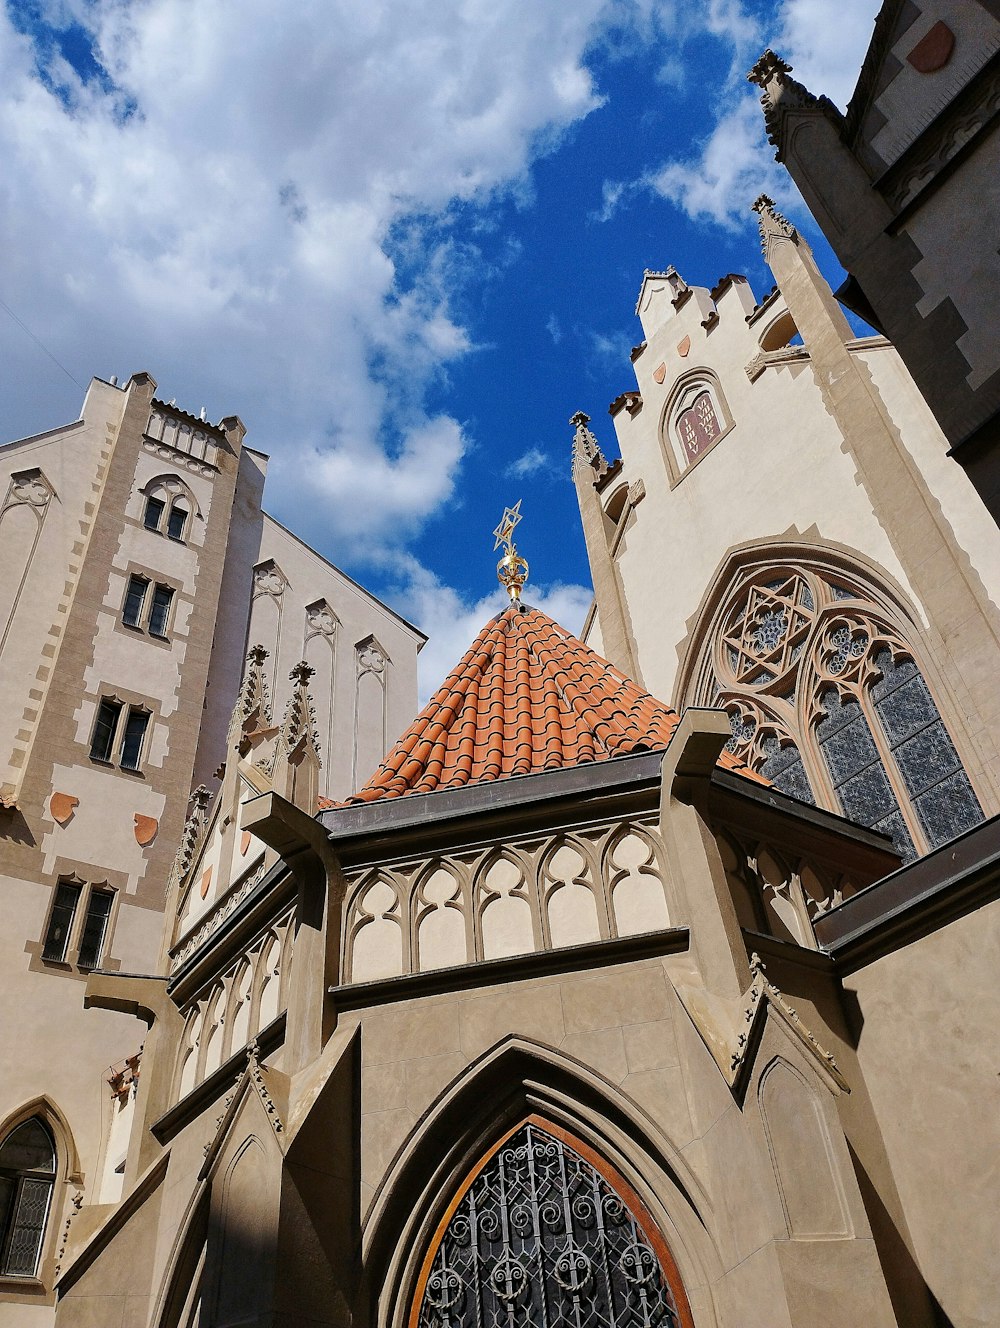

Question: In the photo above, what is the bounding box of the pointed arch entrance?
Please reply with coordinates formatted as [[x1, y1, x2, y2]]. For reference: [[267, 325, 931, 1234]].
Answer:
[[410, 1116, 694, 1328]]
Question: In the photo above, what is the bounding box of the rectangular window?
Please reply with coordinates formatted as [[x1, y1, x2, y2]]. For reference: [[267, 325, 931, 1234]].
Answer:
[[77, 889, 113, 969], [122, 574, 149, 628], [143, 496, 165, 531], [148, 584, 174, 637], [90, 699, 123, 762], [42, 881, 82, 962], [166, 504, 188, 540], [119, 708, 150, 771]]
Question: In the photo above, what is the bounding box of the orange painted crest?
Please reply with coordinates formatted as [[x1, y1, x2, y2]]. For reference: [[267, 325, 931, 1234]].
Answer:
[[907, 21, 953, 73], [49, 792, 78, 825], [134, 814, 158, 846], [653, 363, 666, 384], [677, 335, 691, 357]]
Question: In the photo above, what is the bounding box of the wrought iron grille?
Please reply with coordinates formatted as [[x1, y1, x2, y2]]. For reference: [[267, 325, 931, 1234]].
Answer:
[[417, 1123, 681, 1328]]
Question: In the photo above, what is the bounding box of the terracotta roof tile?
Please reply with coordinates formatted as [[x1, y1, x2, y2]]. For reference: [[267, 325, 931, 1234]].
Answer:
[[335, 604, 765, 806]]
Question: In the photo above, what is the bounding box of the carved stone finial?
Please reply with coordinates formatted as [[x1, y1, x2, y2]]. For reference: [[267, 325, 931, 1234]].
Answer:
[[167, 784, 213, 896], [279, 662, 321, 758], [570, 411, 609, 481], [746, 49, 792, 88], [229, 644, 272, 751], [752, 193, 798, 259], [746, 48, 842, 161]]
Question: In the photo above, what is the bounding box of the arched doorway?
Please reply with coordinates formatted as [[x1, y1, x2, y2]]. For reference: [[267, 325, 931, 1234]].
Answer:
[[410, 1117, 694, 1328]]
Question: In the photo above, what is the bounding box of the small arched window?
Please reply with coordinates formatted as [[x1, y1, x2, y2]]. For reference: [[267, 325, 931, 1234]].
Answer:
[[0, 1117, 56, 1278], [140, 475, 195, 542], [411, 1119, 693, 1328], [685, 560, 983, 862]]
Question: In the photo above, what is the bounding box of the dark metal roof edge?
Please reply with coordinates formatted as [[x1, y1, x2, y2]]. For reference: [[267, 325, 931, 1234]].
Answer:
[[815, 813, 1000, 967], [319, 749, 669, 842]]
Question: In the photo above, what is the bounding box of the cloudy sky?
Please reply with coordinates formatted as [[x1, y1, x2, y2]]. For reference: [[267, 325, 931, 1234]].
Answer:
[[1, 0, 880, 698]]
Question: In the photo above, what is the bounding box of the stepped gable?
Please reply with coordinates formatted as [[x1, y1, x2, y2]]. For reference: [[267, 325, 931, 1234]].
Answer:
[[329, 603, 763, 807]]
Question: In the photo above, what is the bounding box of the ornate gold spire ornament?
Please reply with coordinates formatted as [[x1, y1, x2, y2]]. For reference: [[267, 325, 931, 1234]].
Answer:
[[493, 499, 529, 603]]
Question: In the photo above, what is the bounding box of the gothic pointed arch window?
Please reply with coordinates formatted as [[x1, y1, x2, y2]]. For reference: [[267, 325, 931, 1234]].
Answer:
[[684, 558, 983, 863], [0, 1116, 56, 1278], [411, 1119, 693, 1328]]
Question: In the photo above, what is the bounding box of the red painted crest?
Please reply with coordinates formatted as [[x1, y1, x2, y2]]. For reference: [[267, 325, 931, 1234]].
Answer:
[[907, 21, 954, 73]]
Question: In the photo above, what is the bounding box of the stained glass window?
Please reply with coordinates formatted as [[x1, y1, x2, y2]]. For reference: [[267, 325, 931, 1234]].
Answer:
[[692, 562, 983, 862], [415, 1123, 686, 1328]]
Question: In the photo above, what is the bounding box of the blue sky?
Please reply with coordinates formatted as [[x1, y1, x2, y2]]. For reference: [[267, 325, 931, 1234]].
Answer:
[[0, 0, 880, 695]]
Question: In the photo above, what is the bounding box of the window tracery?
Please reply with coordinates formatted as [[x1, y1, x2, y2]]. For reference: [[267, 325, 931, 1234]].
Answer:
[[412, 1120, 690, 1328], [0, 1117, 56, 1279], [691, 562, 982, 862]]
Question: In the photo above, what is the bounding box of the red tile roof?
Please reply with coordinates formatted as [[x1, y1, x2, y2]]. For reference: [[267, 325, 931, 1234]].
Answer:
[[322, 604, 762, 808]]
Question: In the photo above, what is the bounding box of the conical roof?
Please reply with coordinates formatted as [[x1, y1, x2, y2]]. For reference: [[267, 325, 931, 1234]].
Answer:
[[341, 603, 761, 805]]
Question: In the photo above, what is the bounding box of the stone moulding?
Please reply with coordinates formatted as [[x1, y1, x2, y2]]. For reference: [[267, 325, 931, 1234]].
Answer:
[[330, 927, 690, 1011], [671, 951, 848, 1099], [169, 857, 268, 974]]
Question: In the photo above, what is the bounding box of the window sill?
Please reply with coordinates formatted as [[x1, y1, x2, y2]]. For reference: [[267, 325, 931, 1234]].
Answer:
[[0, 1274, 47, 1293], [120, 621, 145, 634]]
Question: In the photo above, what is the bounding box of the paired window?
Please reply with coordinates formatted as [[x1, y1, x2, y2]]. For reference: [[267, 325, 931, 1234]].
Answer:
[[122, 574, 175, 637], [143, 493, 189, 541], [41, 880, 114, 968], [692, 564, 983, 862], [90, 699, 151, 771], [0, 1118, 56, 1278]]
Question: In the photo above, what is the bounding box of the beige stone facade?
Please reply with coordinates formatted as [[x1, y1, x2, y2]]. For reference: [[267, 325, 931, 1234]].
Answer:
[[573, 202, 1000, 864], [0, 375, 421, 1319], [747, 4, 1000, 522]]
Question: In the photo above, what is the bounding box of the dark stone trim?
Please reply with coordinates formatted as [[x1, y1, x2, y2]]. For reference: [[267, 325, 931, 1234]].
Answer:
[[329, 928, 690, 1010], [150, 1011, 286, 1145], [815, 814, 1000, 973]]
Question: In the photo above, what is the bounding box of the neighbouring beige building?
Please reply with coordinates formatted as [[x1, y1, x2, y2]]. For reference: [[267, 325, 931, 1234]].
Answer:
[[0, 372, 422, 1320], [747, 2, 1000, 522]]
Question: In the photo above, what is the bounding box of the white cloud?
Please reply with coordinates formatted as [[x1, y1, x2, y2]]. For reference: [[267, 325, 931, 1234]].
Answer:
[[627, 0, 880, 232], [546, 313, 563, 344], [645, 95, 782, 229], [776, 0, 881, 110], [0, 0, 610, 563], [505, 447, 549, 480], [396, 558, 592, 705]]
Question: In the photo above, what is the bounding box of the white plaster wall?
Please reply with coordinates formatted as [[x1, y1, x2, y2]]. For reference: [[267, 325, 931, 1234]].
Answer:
[[256, 516, 423, 800]]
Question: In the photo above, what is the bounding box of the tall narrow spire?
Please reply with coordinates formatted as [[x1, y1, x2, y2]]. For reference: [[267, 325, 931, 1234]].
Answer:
[[228, 644, 272, 753], [271, 661, 322, 809], [751, 193, 798, 262], [570, 411, 609, 480]]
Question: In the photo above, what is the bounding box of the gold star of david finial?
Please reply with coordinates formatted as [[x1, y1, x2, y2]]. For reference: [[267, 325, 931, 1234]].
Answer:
[[493, 499, 529, 603], [492, 499, 523, 553]]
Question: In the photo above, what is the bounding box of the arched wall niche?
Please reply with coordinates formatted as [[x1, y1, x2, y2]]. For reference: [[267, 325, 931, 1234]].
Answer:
[[674, 537, 985, 861], [361, 1037, 723, 1328], [757, 1057, 852, 1241]]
